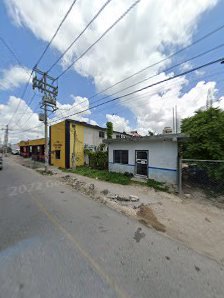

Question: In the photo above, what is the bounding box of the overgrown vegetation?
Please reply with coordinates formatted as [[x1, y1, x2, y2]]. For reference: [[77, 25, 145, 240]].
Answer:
[[88, 151, 108, 170], [65, 166, 131, 185], [84, 144, 108, 170], [63, 166, 170, 192], [106, 121, 113, 139], [146, 179, 169, 192], [181, 108, 224, 195], [181, 108, 224, 160]]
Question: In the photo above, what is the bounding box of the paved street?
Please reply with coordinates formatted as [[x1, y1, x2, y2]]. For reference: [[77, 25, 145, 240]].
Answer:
[[0, 157, 224, 298]]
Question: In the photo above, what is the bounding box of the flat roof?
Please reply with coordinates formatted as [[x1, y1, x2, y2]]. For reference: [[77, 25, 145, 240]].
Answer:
[[18, 138, 45, 146], [104, 133, 188, 144], [51, 119, 129, 135]]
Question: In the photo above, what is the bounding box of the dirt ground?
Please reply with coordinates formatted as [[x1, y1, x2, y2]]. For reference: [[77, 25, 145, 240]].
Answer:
[[11, 155, 224, 264]]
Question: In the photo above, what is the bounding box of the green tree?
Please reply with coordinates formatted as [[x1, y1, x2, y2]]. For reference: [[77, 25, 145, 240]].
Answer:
[[181, 107, 224, 160], [106, 121, 113, 139]]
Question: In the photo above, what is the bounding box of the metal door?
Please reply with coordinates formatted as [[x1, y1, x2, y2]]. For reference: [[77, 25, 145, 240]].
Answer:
[[136, 150, 148, 176]]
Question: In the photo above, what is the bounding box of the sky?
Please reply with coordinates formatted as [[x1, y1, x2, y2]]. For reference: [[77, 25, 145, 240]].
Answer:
[[0, 0, 224, 144]]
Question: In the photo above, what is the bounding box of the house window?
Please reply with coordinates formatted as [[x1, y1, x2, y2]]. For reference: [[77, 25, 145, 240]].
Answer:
[[99, 131, 105, 138], [116, 134, 121, 139], [55, 150, 61, 160], [113, 150, 128, 164]]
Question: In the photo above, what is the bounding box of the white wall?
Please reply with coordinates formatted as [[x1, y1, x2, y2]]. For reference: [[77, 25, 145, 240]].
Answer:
[[84, 127, 104, 148], [84, 127, 127, 149], [108, 140, 178, 184]]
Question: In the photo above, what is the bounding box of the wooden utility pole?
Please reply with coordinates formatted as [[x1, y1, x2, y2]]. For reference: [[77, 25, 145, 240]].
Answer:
[[32, 68, 58, 172]]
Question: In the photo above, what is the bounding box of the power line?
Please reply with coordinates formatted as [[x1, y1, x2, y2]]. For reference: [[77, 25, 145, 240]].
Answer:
[[7, 72, 33, 126], [87, 72, 224, 117], [7, 0, 78, 127], [0, 35, 36, 128], [10, 61, 224, 135], [47, 0, 113, 73], [48, 57, 224, 124], [35, 0, 78, 68], [65, 42, 224, 112], [85, 23, 224, 100], [13, 92, 37, 128], [55, 0, 141, 80], [0, 36, 22, 65], [11, 58, 224, 134]]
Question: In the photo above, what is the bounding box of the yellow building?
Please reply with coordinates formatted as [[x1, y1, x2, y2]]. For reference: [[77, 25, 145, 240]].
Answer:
[[49, 119, 128, 169], [18, 138, 45, 160], [19, 119, 128, 169]]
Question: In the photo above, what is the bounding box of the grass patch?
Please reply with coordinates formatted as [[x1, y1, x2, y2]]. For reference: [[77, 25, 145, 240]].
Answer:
[[146, 178, 169, 192], [63, 166, 131, 185], [62, 167, 169, 191]]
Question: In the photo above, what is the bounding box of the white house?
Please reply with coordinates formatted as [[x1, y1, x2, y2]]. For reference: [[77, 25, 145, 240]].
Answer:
[[104, 134, 186, 185]]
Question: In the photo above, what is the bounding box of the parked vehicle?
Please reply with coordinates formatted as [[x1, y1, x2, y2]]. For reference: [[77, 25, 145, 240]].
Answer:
[[12, 149, 20, 155], [0, 156, 3, 170]]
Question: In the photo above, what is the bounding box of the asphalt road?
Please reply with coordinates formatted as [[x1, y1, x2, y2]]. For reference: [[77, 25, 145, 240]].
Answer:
[[0, 157, 224, 298]]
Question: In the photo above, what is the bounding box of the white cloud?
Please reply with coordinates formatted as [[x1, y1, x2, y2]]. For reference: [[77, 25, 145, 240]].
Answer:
[[51, 95, 101, 125], [52, 95, 96, 124], [0, 65, 31, 91], [121, 79, 220, 135], [180, 62, 193, 71], [106, 114, 131, 132], [0, 94, 100, 144], [0, 96, 44, 143], [4, 0, 219, 135]]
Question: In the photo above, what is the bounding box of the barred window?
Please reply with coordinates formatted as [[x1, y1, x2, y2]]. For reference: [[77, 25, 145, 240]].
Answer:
[[113, 150, 128, 164]]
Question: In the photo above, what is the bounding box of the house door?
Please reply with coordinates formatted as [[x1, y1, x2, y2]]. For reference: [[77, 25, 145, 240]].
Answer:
[[136, 150, 148, 176]]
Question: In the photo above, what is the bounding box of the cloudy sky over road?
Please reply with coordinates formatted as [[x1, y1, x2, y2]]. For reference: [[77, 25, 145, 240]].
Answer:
[[1, 0, 224, 142]]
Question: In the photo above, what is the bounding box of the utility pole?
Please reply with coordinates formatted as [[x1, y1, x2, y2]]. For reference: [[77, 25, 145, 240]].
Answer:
[[175, 105, 178, 134], [32, 68, 58, 172], [4, 125, 8, 156]]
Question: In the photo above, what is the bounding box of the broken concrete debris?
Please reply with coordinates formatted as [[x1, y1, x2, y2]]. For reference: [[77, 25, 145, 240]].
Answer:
[[129, 195, 139, 202]]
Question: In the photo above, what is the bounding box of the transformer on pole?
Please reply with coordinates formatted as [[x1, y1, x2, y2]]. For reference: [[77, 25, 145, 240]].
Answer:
[[32, 67, 58, 172]]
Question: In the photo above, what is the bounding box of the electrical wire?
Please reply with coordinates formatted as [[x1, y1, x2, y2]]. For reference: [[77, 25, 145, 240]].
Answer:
[[0, 36, 22, 66], [7, 72, 33, 126], [62, 42, 224, 112], [46, 56, 224, 124], [55, 0, 141, 80], [47, 0, 113, 73], [7, 0, 78, 128], [35, 0, 78, 68], [85, 23, 224, 100]]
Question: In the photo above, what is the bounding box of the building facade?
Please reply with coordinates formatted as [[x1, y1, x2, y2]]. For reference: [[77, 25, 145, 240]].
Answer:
[[18, 138, 45, 161], [104, 134, 185, 185], [19, 120, 130, 168], [49, 119, 128, 168]]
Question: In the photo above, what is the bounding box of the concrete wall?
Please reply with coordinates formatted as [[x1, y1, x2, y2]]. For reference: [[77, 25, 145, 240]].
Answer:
[[84, 127, 104, 149], [70, 123, 84, 167], [50, 121, 66, 168], [84, 127, 126, 150], [108, 140, 178, 184]]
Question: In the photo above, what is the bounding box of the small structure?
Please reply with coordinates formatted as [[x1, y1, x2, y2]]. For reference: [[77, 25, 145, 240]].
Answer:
[[104, 134, 186, 185], [18, 138, 45, 162]]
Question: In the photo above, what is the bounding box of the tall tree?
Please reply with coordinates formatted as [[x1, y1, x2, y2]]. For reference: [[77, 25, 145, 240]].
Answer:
[[181, 107, 224, 160], [106, 121, 113, 139]]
